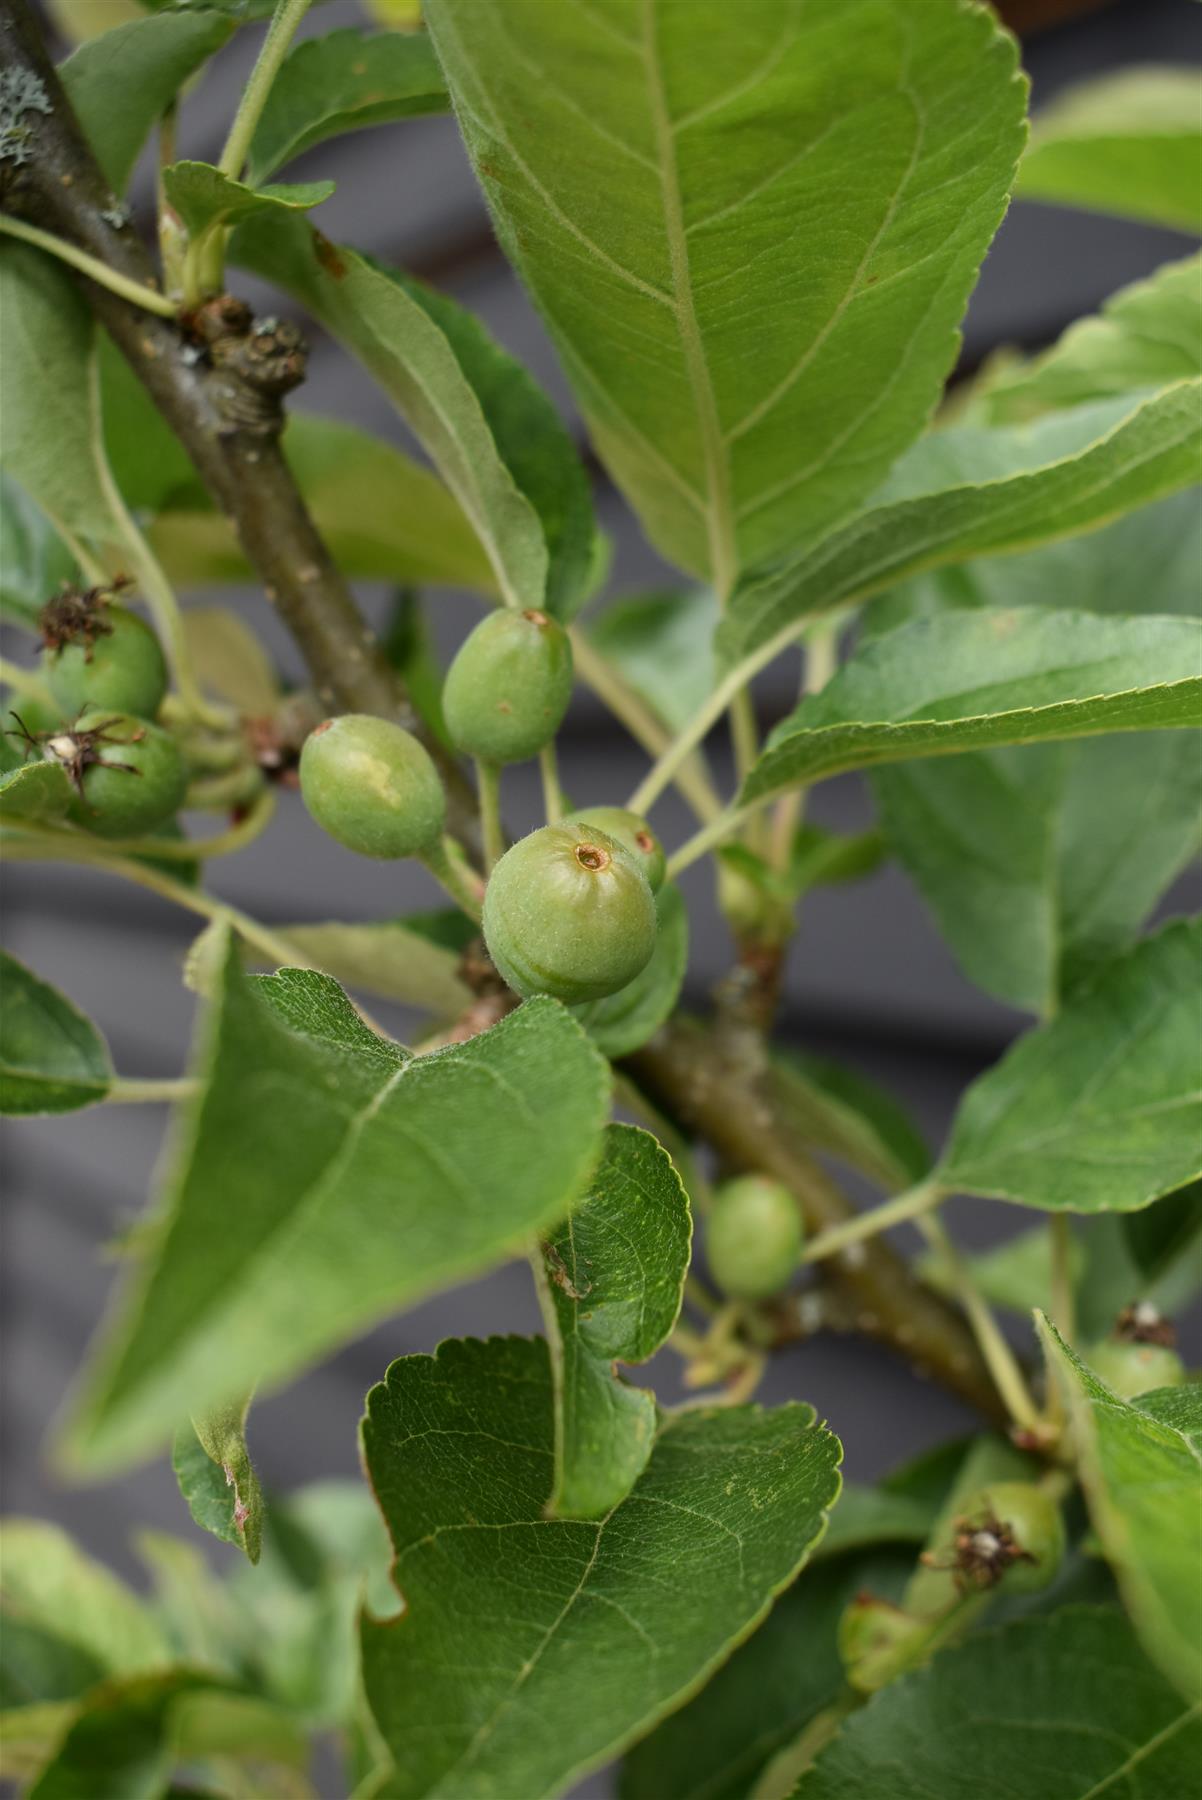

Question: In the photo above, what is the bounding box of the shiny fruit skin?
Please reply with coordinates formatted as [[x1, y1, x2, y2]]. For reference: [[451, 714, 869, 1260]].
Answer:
[[706, 1175, 803, 1300], [43, 606, 168, 721], [1088, 1338, 1187, 1399], [566, 806, 666, 893], [443, 609, 573, 765], [959, 1481, 1065, 1594], [483, 823, 656, 1003], [299, 714, 446, 859], [68, 712, 186, 838]]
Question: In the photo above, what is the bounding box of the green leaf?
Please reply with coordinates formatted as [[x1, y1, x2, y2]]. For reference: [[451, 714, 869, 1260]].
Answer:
[[972, 254, 1202, 425], [247, 26, 447, 183], [63, 935, 610, 1470], [0, 477, 79, 630], [587, 588, 718, 735], [360, 1334, 842, 1800], [247, 917, 471, 1015], [1122, 1184, 1202, 1293], [162, 161, 333, 237], [150, 412, 497, 594], [27, 1670, 215, 1800], [61, 7, 234, 192], [0, 758, 73, 825], [771, 1052, 930, 1192], [424, 0, 1025, 586], [621, 1548, 913, 1800], [1038, 1318, 1202, 1700], [535, 1124, 691, 1519], [0, 1701, 77, 1786], [721, 383, 1202, 667], [173, 1396, 263, 1564], [571, 882, 689, 1058], [180, 606, 280, 713], [813, 1486, 938, 1562], [938, 919, 1202, 1214], [0, 949, 111, 1115], [234, 217, 550, 611], [1017, 68, 1202, 234], [919, 1222, 1083, 1318], [741, 607, 1202, 806], [1075, 1202, 1202, 1344], [799, 1606, 1202, 1797]]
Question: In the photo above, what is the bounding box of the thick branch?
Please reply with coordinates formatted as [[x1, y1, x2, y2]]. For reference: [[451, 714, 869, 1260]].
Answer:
[[627, 1017, 1009, 1426], [0, 0, 475, 832]]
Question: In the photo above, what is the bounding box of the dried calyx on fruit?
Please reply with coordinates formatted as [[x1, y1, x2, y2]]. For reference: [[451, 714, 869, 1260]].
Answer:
[[34, 710, 187, 838], [299, 714, 446, 859], [482, 821, 657, 1003], [40, 585, 168, 722], [1087, 1304, 1186, 1398], [925, 1480, 1065, 1596], [565, 805, 666, 893], [706, 1175, 803, 1300], [442, 608, 573, 765]]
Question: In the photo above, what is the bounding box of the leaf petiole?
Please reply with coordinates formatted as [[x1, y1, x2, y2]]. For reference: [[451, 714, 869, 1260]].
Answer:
[[800, 1178, 945, 1264], [0, 215, 178, 318]]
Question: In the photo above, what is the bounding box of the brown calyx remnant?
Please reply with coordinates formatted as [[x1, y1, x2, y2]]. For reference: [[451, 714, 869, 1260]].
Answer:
[[575, 842, 610, 873], [38, 576, 132, 657], [1114, 1300, 1177, 1347], [921, 1512, 1035, 1593], [11, 712, 142, 797]]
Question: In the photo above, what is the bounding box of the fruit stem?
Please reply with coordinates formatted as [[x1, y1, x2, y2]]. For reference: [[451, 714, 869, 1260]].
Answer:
[[4, 790, 277, 862], [0, 215, 179, 318], [918, 1213, 1043, 1435], [106, 1076, 199, 1105], [475, 759, 504, 871], [538, 742, 563, 825], [664, 800, 761, 880], [419, 835, 485, 924], [800, 1177, 944, 1264], [218, 0, 314, 181]]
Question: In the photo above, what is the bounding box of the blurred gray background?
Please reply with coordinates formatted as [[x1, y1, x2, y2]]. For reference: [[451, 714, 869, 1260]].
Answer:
[[2, 0, 1200, 1776]]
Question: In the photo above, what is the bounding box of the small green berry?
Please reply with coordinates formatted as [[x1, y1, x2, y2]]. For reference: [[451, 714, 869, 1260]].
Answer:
[[953, 1481, 1065, 1595], [299, 714, 446, 859], [838, 1593, 934, 1694], [443, 608, 573, 765], [483, 822, 656, 1002], [1087, 1338, 1186, 1399], [64, 711, 186, 838], [706, 1175, 803, 1300], [42, 605, 168, 720], [566, 806, 666, 892]]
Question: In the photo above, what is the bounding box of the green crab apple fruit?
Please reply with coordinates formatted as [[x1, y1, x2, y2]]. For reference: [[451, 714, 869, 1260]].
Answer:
[[706, 1175, 803, 1300], [566, 805, 666, 892], [1087, 1337, 1186, 1399], [442, 608, 573, 765], [954, 1481, 1065, 1594], [42, 605, 168, 722], [65, 711, 187, 839], [482, 822, 656, 1002], [299, 714, 446, 859]]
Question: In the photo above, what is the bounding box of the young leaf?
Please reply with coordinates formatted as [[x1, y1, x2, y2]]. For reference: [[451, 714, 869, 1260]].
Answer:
[[0, 1520, 171, 1693], [770, 1051, 930, 1192], [741, 607, 1202, 806], [1038, 1318, 1202, 1700], [162, 162, 334, 236], [620, 1548, 914, 1800], [0, 477, 79, 631], [62, 936, 610, 1470], [424, 0, 1025, 587], [360, 1334, 842, 1800], [0, 759, 73, 825], [1017, 68, 1202, 234], [937, 919, 1202, 1214], [812, 1486, 938, 1562], [535, 1124, 691, 1519], [173, 1396, 263, 1564], [244, 917, 471, 1015], [0, 949, 111, 1115], [180, 607, 280, 714], [246, 26, 448, 183], [26, 1670, 218, 1800], [720, 382, 1202, 666], [60, 7, 234, 192], [571, 883, 689, 1059], [972, 253, 1202, 425], [587, 587, 718, 735], [800, 1607, 1202, 1797], [233, 217, 550, 610]]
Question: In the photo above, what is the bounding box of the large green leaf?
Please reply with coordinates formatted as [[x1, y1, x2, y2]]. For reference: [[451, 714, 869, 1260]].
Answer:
[[535, 1124, 691, 1519], [360, 1334, 842, 1800], [740, 607, 1202, 805], [798, 1607, 1202, 1797], [0, 477, 79, 631], [62, 936, 610, 1470], [720, 382, 1202, 667], [234, 218, 550, 610], [247, 26, 448, 183], [425, 0, 1025, 588], [937, 919, 1202, 1213], [1017, 68, 1202, 235], [150, 412, 497, 594], [0, 950, 111, 1116], [621, 1548, 914, 1800], [972, 254, 1202, 425], [162, 162, 333, 236], [571, 882, 689, 1058], [61, 7, 234, 191], [1039, 1319, 1202, 1700]]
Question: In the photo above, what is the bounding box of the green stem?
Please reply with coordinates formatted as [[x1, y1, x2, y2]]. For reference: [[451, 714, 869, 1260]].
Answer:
[[539, 741, 563, 825], [769, 627, 836, 871], [475, 759, 504, 871], [419, 835, 485, 923], [1050, 1215, 1076, 1343], [801, 1178, 945, 1265], [664, 801, 759, 880], [7, 791, 276, 862], [0, 658, 53, 704], [107, 1076, 198, 1104], [217, 0, 313, 180], [918, 1214, 1043, 1435], [0, 215, 178, 317]]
